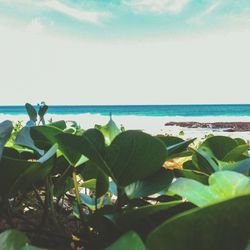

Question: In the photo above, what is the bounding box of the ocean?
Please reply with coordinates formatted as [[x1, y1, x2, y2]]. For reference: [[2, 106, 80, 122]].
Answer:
[[1, 104, 250, 137], [1, 104, 250, 117]]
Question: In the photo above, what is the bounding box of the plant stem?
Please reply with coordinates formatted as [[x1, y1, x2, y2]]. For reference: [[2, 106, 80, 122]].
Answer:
[[48, 176, 65, 234], [72, 169, 81, 208], [72, 168, 90, 232]]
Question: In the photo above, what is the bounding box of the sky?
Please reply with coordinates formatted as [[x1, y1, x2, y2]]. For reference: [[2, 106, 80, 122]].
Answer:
[[0, 0, 250, 105]]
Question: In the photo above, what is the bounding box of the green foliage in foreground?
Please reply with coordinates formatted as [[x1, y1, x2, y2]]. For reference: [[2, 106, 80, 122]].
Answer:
[[0, 229, 44, 250], [0, 103, 249, 249]]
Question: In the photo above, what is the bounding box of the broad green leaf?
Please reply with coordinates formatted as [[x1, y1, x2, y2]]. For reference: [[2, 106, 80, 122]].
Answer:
[[0, 229, 29, 250], [0, 145, 56, 197], [222, 144, 249, 161], [192, 149, 219, 174], [234, 137, 247, 145], [147, 195, 250, 250], [209, 171, 250, 198], [37, 144, 57, 163], [0, 229, 46, 250], [158, 136, 195, 159], [96, 170, 109, 198], [192, 136, 249, 174], [79, 161, 99, 180], [81, 179, 97, 190], [105, 231, 146, 250], [182, 160, 197, 170], [169, 178, 219, 207], [80, 170, 109, 198], [221, 158, 250, 173], [15, 127, 44, 155], [30, 125, 62, 150], [167, 138, 195, 156], [49, 120, 66, 130], [169, 171, 250, 207], [25, 103, 37, 122], [199, 136, 237, 160], [63, 127, 76, 134], [0, 120, 13, 159], [157, 136, 184, 148], [54, 175, 73, 198], [106, 131, 167, 187], [174, 169, 209, 184], [55, 129, 107, 171], [125, 168, 174, 199], [9, 145, 57, 196], [96, 117, 121, 145], [117, 201, 183, 226], [38, 105, 48, 122]]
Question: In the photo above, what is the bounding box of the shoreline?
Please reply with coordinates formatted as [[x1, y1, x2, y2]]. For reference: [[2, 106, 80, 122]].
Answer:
[[1, 113, 250, 140]]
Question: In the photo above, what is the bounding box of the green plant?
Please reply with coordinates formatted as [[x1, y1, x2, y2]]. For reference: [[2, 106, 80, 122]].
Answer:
[[1, 103, 250, 249]]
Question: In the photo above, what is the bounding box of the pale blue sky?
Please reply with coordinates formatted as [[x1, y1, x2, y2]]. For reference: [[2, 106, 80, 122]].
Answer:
[[1, 0, 250, 38], [0, 0, 250, 105]]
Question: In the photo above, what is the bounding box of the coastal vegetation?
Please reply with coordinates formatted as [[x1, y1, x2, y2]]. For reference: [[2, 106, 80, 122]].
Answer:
[[0, 104, 250, 249]]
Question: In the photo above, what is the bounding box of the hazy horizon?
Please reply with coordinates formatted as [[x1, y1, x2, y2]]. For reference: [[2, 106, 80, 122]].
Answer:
[[1, 0, 250, 105]]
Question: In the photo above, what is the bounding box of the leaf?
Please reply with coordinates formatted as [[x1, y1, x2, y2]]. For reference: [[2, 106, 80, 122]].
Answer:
[[105, 231, 146, 250], [174, 169, 209, 185], [81, 179, 97, 190], [0, 145, 57, 197], [106, 131, 167, 187], [146, 195, 250, 250], [157, 136, 184, 147], [124, 168, 174, 199], [158, 136, 195, 159], [79, 161, 99, 180], [0, 229, 29, 250], [166, 138, 195, 156], [222, 144, 249, 161], [49, 120, 66, 130], [192, 149, 219, 174], [15, 127, 44, 155], [96, 170, 109, 198], [191, 136, 249, 174], [80, 165, 109, 198], [54, 175, 73, 198], [30, 125, 62, 150], [169, 171, 250, 207], [117, 201, 183, 227], [0, 229, 46, 250], [234, 137, 247, 145], [38, 105, 48, 122], [55, 129, 107, 170], [0, 120, 13, 159], [221, 158, 250, 173], [10, 145, 57, 196], [25, 103, 37, 122], [96, 117, 121, 145], [199, 136, 237, 160]]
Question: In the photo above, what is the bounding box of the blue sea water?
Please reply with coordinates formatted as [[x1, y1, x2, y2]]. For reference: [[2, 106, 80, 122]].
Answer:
[[0, 104, 250, 117]]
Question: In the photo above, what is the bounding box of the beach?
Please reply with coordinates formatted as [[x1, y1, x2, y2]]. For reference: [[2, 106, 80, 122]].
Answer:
[[1, 113, 250, 141]]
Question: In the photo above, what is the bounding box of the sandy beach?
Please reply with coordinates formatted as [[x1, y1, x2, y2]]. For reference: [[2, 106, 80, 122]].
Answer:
[[1, 113, 250, 141]]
